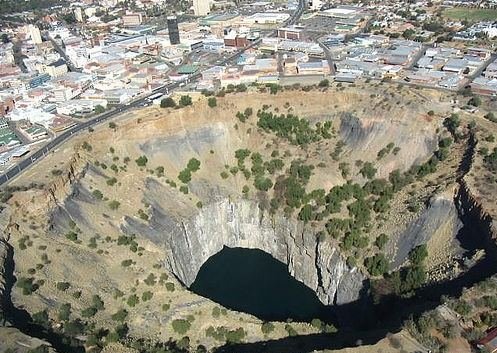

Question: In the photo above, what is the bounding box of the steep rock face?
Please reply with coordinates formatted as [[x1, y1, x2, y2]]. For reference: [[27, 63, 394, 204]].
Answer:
[[391, 194, 462, 269], [340, 113, 383, 148], [45, 152, 87, 207], [0, 234, 8, 319], [315, 241, 366, 304], [0, 327, 56, 353], [123, 198, 365, 306], [455, 133, 497, 256], [339, 113, 438, 175], [48, 176, 100, 235], [457, 180, 497, 250]]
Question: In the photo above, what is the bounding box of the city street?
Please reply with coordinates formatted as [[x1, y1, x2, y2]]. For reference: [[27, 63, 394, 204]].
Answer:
[[0, 0, 306, 186]]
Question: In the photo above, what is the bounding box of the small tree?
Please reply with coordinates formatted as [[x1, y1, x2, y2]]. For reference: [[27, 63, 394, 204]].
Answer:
[[142, 291, 153, 301], [144, 273, 156, 286], [92, 295, 105, 311], [56, 282, 71, 291], [81, 141, 92, 151], [178, 169, 192, 183], [468, 96, 481, 107], [484, 112, 497, 123], [261, 322, 275, 335], [121, 259, 133, 267], [17, 277, 37, 295], [375, 233, 389, 250], [58, 303, 71, 321], [65, 231, 78, 242], [187, 158, 201, 172], [64, 320, 85, 336], [236, 84, 247, 92], [179, 95, 192, 107], [112, 309, 128, 322], [298, 204, 313, 222], [81, 306, 97, 318], [444, 114, 460, 135], [108, 200, 120, 210], [359, 162, 377, 179], [402, 28, 415, 39], [135, 155, 148, 167], [1, 33, 9, 44], [207, 97, 217, 108], [254, 176, 273, 191], [269, 84, 280, 95], [244, 107, 253, 117], [155, 166, 165, 177], [32, 310, 49, 326], [94, 105, 106, 114], [127, 294, 139, 307], [311, 318, 323, 330], [318, 79, 329, 87], [106, 177, 117, 186], [409, 244, 428, 266], [172, 319, 191, 334], [160, 97, 176, 108], [364, 253, 389, 277]]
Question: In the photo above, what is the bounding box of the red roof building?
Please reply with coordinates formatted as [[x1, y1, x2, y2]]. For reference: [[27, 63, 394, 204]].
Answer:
[[477, 327, 497, 353]]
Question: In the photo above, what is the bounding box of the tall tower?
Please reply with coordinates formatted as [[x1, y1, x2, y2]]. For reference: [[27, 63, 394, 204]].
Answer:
[[74, 7, 84, 22], [29, 25, 42, 44], [167, 16, 180, 45], [193, 0, 210, 16]]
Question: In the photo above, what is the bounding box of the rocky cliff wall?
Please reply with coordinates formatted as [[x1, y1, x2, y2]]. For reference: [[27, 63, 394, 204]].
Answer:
[[457, 180, 497, 251], [45, 152, 87, 208], [123, 197, 366, 306], [0, 234, 8, 320], [339, 113, 438, 176], [456, 133, 497, 254], [391, 193, 463, 269]]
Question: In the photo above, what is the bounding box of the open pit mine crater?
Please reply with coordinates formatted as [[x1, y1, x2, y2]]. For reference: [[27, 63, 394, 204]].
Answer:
[[1, 83, 497, 353]]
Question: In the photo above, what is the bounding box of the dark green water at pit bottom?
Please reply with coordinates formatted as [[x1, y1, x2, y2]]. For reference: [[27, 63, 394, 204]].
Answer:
[[190, 247, 333, 322]]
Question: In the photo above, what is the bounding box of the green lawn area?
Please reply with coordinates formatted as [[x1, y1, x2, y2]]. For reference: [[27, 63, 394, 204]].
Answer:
[[443, 7, 497, 22]]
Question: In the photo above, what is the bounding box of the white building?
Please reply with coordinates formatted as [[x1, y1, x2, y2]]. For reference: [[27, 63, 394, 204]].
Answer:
[[7, 107, 55, 127], [65, 45, 89, 69], [45, 59, 68, 78], [309, 0, 323, 11], [53, 87, 81, 102], [193, 0, 211, 16], [0, 43, 15, 65], [123, 13, 143, 27], [56, 99, 108, 115], [84, 7, 97, 18], [320, 7, 360, 19], [74, 7, 84, 22], [28, 25, 42, 44], [245, 12, 290, 24]]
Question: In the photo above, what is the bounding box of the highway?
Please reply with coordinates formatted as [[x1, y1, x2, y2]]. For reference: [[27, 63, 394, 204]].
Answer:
[[0, 0, 305, 187]]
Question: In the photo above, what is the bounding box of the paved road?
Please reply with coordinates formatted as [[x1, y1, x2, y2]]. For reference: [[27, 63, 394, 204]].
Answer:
[[466, 53, 497, 82], [316, 37, 335, 75], [44, 34, 81, 73], [0, 0, 306, 187], [406, 44, 429, 70], [317, 19, 374, 74]]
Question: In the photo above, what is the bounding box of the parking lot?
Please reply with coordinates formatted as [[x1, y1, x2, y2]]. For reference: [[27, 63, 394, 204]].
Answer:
[[302, 15, 340, 35]]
